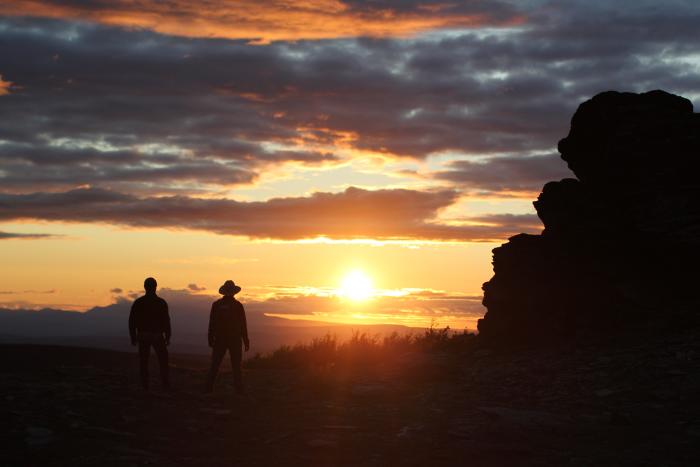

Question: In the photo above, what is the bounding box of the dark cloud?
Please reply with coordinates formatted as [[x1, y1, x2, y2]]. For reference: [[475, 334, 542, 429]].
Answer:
[[343, 0, 514, 16], [187, 283, 206, 292], [466, 213, 541, 231], [0, 142, 258, 193], [109, 288, 123, 294], [0, 186, 539, 241], [0, 289, 56, 294], [435, 154, 572, 194], [0, 231, 59, 240], [0, 2, 699, 232], [0, 17, 358, 194]]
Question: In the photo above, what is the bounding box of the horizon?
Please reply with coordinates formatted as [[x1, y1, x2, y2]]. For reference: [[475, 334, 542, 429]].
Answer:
[[2, 1, 700, 334]]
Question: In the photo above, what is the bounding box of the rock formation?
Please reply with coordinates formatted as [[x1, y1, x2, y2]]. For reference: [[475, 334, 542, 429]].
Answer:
[[478, 90, 700, 345]]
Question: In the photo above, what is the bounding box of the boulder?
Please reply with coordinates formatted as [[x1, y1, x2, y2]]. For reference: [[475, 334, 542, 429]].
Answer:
[[478, 90, 700, 346]]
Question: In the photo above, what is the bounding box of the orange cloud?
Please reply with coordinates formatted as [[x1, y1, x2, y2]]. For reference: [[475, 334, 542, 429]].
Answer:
[[0, 1, 524, 43], [0, 186, 541, 242], [254, 287, 485, 329], [0, 75, 12, 96]]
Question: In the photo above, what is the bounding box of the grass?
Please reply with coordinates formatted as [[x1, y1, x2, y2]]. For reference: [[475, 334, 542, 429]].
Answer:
[[244, 326, 477, 370]]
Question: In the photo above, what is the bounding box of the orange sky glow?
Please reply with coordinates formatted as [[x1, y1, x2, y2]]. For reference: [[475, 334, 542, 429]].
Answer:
[[3, 0, 695, 332]]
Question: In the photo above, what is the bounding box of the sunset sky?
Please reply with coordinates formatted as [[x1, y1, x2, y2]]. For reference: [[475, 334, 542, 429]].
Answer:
[[1, 0, 699, 329]]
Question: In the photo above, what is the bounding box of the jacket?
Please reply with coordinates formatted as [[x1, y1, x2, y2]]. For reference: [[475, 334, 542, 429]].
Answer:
[[129, 293, 171, 342], [208, 296, 249, 345]]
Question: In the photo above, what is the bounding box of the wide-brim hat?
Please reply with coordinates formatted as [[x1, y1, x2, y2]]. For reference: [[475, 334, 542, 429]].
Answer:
[[219, 280, 241, 295]]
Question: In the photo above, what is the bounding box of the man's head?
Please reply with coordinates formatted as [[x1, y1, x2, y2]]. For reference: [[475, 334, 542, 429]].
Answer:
[[218, 280, 241, 297], [144, 277, 157, 294]]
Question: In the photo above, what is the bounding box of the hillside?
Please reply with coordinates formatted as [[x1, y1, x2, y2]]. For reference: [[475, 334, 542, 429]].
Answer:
[[3, 333, 699, 466]]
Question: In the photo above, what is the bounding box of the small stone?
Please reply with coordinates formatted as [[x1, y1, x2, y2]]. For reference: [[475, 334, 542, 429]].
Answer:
[[350, 383, 387, 397], [594, 389, 616, 397], [25, 426, 54, 446], [477, 406, 569, 427], [396, 424, 423, 439], [84, 426, 135, 437], [307, 438, 338, 448], [323, 425, 357, 430], [199, 408, 232, 416], [609, 411, 632, 426]]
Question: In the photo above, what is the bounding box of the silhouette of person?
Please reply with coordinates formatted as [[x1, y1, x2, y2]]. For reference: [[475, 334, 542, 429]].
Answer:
[[128, 277, 171, 391], [205, 280, 250, 394]]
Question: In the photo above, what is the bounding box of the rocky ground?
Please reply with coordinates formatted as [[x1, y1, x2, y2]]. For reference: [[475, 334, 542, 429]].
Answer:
[[2, 333, 699, 466]]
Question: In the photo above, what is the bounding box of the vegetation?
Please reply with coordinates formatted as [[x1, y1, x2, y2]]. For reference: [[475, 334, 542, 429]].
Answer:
[[244, 326, 477, 369]]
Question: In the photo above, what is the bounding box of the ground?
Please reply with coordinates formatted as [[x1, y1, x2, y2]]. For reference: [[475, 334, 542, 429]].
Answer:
[[2, 334, 699, 466]]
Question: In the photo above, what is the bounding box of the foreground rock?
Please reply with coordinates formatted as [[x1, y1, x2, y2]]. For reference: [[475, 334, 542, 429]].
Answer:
[[478, 90, 700, 345]]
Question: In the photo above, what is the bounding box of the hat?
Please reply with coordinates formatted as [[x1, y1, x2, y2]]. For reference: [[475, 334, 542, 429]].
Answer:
[[219, 280, 241, 296]]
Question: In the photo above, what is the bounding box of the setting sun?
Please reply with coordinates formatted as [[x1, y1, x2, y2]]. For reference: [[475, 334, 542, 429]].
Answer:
[[339, 270, 374, 301]]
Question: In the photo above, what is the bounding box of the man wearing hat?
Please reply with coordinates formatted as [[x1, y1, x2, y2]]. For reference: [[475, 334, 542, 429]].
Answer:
[[205, 280, 250, 394]]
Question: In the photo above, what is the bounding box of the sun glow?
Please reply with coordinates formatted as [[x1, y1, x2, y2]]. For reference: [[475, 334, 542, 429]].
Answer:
[[339, 270, 374, 301]]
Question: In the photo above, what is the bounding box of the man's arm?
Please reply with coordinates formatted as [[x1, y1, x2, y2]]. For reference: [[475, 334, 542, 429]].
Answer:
[[240, 303, 250, 352], [207, 302, 216, 347], [128, 301, 138, 345], [162, 300, 171, 345]]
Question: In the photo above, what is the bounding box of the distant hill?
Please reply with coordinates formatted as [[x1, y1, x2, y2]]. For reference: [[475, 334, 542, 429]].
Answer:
[[0, 301, 417, 355]]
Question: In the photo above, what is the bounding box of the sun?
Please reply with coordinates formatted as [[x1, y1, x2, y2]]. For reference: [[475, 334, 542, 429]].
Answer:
[[340, 270, 374, 301]]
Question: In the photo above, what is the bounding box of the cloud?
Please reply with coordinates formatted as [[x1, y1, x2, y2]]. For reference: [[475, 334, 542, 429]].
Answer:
[[0, 144, 259, 194], [0, 289, 56, 294], [0, 0, 522, 43], [157, 256, 259, 265], [0, 231, 59, 240], [187, 283, 206, 292], [0, 18, 356, 194], [464, 213, 541, 231], [0, 74, 12, 96], [1, 6, 699, 191], [250, 288, 485, 328], [434, 154, 572, 194], [109, 288, 123, 294], [158, 285, 486, 329], [1, 3, 700, 235], [0, 186, 540, 241]]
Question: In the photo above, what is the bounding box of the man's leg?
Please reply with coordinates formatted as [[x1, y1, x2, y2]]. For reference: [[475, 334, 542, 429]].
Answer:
[[153, 336, 170, 389], [138, 340, 151, 390], [229, 341, 244, 394], [205, 343, 227, 392]]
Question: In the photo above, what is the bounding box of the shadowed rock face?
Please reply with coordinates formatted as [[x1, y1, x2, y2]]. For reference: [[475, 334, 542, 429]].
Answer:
[[478, 90, 700, 345]]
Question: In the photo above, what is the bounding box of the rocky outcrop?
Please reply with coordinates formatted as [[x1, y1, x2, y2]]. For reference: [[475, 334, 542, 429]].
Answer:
[[478, 90, 700, 345]]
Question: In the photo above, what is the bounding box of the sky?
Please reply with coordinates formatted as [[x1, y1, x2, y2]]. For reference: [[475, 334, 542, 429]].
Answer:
[[1, 0, 699, 329]]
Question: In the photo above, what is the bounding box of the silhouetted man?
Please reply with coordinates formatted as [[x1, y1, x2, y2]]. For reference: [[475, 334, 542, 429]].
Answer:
[[205, 280, 250, 394], [129, 277, 171, 391]]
